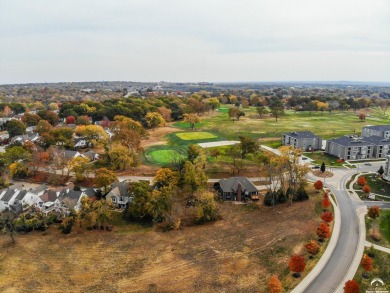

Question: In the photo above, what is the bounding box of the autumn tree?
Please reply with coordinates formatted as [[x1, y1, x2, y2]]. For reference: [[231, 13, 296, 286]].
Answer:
[[367, 206, 380, 219], [66, 115, 76, 124], [182, 161, 208, 198], [94, 168, 118, 194], [304, 240, 320, 256], [75, 125, 108, 146], [321, 211, 334, 223], [76, 115, 91, 125], [343, 279, 360, 293], [207, 98, 220, 112], [68, 156, 91, 182], [268, 275, 282, 293], [107, 143, 137, 170], [322, 196, 331, 209], [362, 185, 370, 197], [153, 168, 180, 189], [269, 99, 284, 122], [37, 110, 59, 126], [36, 119, 52, 135], [5, 119, 26, 137], [256, 105, 269, 118], [359, 113, 366, 121], [145, 112, 166, 129], [183, 113, 200, 130], [317, 222, 331, 241], [22, 113, 41, 126], [289, 255, 306, 277], [228, 107, 245, 122], [125, 181, 153, 221], [0, 208, 17, 243], [361, 254, 373, 278], [314, 180, 323, 192], [357, 176, 367, 186], [157, 106, 172, 122]]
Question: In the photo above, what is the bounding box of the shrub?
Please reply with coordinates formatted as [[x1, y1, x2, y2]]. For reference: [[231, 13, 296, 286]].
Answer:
[[367, 206, 380, 219], [321, 211, 334, 223], [321, 197, 331, 209], [60, 216, 75, 234], [304, 240, 320, 256], [314, 180, 323, 192], [357, 176, 367, 186], [268, 275, 282, 293], [317, 222, 331, 240], [361, 254, 373, 272], [289, 255, 306, 277], [343, 279, 360, 293], [294, 186, 309, 202]]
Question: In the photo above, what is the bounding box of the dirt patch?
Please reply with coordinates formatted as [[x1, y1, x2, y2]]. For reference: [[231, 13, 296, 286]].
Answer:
[[141, 125, 181, 148], [0, 192, 322, 292], [312, 170, 334, 178]]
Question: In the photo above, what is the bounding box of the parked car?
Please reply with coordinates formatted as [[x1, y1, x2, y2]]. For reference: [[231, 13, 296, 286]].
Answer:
[[364, 163, 372, 166]]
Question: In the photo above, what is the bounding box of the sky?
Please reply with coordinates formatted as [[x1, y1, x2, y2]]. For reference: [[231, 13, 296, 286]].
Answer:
[[0, 0, 389, 84]]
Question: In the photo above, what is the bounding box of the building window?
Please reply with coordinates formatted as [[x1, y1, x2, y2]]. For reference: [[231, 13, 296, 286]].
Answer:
[[120, 196, 124, 201], [111, 196, 116, 202]]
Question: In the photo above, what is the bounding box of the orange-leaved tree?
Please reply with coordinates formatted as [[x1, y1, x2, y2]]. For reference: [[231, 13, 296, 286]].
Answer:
[[304, 240, 320, 256], [361, 254, 373, 272], [321, 197, 331, 209], [289, 255, 306, 277], [321, 211, 334, 223], [362, 185, 370, 197], [343, 279, 360, 293], [314, 180, 323, 192], [368, 206, 380, 219], [357, 176, 367, 186], [268, 275, 282, 293], [317, 222, 331, 241]]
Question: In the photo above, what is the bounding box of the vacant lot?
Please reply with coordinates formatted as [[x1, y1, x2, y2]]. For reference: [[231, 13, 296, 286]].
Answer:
[[175, 131, 218, 140], [0, 192, 324, 293]]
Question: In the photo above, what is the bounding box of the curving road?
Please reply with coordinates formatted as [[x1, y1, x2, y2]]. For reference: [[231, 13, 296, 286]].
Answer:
[[304, 161, 389, 292]]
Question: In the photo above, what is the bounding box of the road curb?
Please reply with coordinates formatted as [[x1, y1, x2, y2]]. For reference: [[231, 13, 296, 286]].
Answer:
[[291, 191, 341, 293], [334, 206, 367, 293]]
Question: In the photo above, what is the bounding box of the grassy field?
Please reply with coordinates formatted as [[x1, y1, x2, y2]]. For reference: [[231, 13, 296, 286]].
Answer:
[[0, 189, 326, 293], [175, 131, 217, 140], [379, 210, 390, 245], [353, 248, 390, 292]]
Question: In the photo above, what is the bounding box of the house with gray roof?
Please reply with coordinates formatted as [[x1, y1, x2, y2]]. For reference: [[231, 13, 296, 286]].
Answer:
[[282, 131, 322, 151], [217, 177, 259, 201], [56, 190, 84, 212], [106, 181, 131, 208], [361, 125, 390, 139], [325, 135, 374, 160]]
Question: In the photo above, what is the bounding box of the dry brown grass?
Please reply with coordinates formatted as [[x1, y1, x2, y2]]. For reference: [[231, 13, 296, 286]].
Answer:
[[0, 191, 323, 293]]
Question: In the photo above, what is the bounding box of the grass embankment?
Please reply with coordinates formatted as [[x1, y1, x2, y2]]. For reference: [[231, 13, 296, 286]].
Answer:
[[353, 248, 390, 292], [366, 210, 390, 249], [353, 173, 390, 201], [303, 152, 343, 167], [0, 188, 326, 292]]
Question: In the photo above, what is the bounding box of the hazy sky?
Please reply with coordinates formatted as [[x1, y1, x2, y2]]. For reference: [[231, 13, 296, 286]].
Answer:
[[1, 0, 389, 84]]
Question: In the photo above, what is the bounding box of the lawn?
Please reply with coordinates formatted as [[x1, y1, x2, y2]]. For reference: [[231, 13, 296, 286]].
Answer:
[[353, 248, 390, 292], [379, 210, 390, 245], [353, 173, 390, 201], [303, 151, 344, 167], [176, 131, 218, 140], [0, 190, 325, 293], [143, 146, 186, 165]]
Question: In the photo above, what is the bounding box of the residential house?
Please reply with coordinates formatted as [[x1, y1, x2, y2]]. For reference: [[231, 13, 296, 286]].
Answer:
[[361, 125, 390, 139], [106, 181, 132, 208], [55, 190, 84, 213], [11, 133, 40, 144], [64, 150, 84, 160], [74, 137, 90, 149], [282, 131, 322, 151], [217, 177, 259, 201], [325, 136, 374, 160], [0, 189, 18, 212], [361, 136, 390, 159], [38, 190, 58, 213], [83, 150, 99, 161]]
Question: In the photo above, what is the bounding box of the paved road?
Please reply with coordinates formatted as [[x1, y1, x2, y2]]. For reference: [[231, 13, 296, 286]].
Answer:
[[304, 172, 359, 293], [304, 161, 389, 293]]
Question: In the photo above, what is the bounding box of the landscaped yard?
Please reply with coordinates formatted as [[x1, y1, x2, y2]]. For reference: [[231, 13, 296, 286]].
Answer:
[[176, 131, 218, 140], [353, 248, 390, 292], [303, 151, 344, 167], [0, 189, 326, 292], [379, 210, 390, 246], [353, 173, 390, 201]]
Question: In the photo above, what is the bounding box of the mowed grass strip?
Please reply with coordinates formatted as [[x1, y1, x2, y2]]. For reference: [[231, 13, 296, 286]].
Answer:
[[148, 149, 185, 164], [176, 131, 217, 140]]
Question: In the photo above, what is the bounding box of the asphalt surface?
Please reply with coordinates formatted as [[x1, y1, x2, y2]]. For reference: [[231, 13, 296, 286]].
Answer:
[[304, 161, 388, 293]]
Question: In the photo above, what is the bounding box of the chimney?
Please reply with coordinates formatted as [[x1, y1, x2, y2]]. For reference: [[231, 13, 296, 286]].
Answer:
[[237, 183, 242, 202]]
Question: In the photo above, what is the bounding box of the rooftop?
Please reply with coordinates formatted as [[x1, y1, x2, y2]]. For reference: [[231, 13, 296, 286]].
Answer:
[[284, 131, 318, 139]]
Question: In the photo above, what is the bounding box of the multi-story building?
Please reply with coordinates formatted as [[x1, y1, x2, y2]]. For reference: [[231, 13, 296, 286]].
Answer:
[[282, 131, 322, 151], [361, 125, 390, 139], [361, 136, 390, 159], [383, 155, 390, 181], [325, 136, 374, 160]]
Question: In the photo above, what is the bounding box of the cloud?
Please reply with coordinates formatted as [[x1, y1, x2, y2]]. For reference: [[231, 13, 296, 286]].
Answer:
[[0, 0, 389, 83]]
